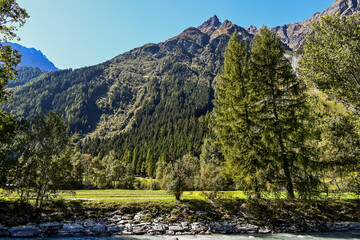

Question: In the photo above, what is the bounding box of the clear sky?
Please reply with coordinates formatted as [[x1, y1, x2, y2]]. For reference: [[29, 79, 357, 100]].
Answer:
[[15, 0, 334, 70]]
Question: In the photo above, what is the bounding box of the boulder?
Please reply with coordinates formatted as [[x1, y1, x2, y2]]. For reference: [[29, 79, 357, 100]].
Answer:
[[132, 225, 147, 235], [134, 211, 146, 220], [152, 224, 166, 232], [237, 223, 259, 233], [62, 223, 85, 234], [39, 222, 63, 235], [9, 225, 42, 237], [86, 223, 106, 235], [109, 215, 122, 223], [106, 224, 122, 234], [258, 226, 271, 234], [83, 220, 96, 227], [169, 225, 183, 232]]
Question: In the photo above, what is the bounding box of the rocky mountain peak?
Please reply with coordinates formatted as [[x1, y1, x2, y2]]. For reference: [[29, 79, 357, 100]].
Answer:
[[199, 15, 221, 28], [198, 15, 221, 35], [324, 0, 360, 15], [269, 0, 360, 51], [244, 25, 259, 36]]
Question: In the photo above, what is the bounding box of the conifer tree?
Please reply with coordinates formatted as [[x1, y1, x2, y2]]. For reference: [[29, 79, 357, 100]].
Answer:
[[213, 32, 264, 196], [214, 28, 317, 198], [250, 27, 311, 198]]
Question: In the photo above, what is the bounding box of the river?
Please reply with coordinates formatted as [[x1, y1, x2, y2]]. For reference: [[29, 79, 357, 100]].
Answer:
[[2, 232, 360, 240]]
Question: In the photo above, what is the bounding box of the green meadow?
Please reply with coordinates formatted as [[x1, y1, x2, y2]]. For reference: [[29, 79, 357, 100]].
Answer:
[[1, 189, 358, 203]]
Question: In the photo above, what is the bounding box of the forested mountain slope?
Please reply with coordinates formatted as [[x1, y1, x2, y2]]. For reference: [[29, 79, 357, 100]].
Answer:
[[1, 0, 359, 174], [2, 16, 252, 136]]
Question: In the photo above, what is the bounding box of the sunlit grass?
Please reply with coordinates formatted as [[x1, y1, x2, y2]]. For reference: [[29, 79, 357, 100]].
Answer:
[[1, 188, 359, 203]]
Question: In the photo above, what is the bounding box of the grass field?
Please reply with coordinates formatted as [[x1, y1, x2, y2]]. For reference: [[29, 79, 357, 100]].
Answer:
[[0, 189, 358, 202]]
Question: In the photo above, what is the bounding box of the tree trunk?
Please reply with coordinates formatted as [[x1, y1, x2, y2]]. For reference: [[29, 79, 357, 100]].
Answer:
[[282, 158, 295, 199], [270, 84, 295, 199], [175, 191, 181, 201]]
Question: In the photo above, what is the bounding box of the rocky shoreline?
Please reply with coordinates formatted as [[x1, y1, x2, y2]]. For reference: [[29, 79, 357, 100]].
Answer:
[[1, 212, 360, 238]]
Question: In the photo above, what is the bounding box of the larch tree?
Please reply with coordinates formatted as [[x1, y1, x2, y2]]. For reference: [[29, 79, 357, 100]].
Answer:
[[214, 28, 318, 199], [250, 26, 314, 198], [213, 32, 265, 197]]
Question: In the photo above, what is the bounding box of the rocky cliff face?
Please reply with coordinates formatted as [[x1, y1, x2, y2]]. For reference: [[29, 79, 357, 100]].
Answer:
[[246, 0, 360, 50]]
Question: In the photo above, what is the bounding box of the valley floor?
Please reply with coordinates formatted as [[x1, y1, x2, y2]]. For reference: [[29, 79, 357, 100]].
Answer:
[[1, 190, 360, 237]]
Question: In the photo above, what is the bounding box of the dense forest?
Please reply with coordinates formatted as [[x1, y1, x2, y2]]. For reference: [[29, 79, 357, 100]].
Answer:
[[7, 67, 45, 88]]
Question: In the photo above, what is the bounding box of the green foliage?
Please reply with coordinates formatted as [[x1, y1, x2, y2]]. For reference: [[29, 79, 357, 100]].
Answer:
[[196, 138, 227, 200], [0, 113, 28, 187], [8, 67, 45, 88], [0, 0, 28, 103], [213, 32, 263, 196], [9, 112, 75, 209], [298, 13, 360, 197], [214, 27, 319, 199], [0, 0, 28, 189], [298, 13, 360, 110], [250, 26, 315, 198], [162, 154, 200, 200]]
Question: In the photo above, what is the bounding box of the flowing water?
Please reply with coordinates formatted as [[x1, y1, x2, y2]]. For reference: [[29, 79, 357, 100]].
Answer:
[[2, 232, 360, 240]]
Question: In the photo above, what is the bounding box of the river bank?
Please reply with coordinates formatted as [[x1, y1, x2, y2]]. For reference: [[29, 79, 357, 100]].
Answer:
[[1, 199, 360, 237]]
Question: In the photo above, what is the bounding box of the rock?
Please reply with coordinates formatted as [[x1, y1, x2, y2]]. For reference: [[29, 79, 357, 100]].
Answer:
[[83, 220, 96, 227], [166, 230, 175, 235], [106, 224, 121, 234], [237, 223, 259, 233], [109, 215, 122, 223], [191, 222, 208, 232], [122, 215, 132, 220], [134, 211, 146, 221], [125, 223, 133, 231], [62, 223, 85, 234], [169, 225, 183, 232], [153, 217, 163, 223], [132, 225, 147, 235], [119, 220, 132, 224], [86, 223, 105, 235], [181, 221, 189, 230], [258, 226, 271, 234], [9, 225, 42, 237], [55, 229, 69, 237], [39, 222, 63, 235], [152, 224, 166, 232]]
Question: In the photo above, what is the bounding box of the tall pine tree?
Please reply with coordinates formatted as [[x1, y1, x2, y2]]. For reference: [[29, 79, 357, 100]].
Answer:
[[213, 33, 265, 196], [250, 27, 312, 198], [214, 28, 317, 199]]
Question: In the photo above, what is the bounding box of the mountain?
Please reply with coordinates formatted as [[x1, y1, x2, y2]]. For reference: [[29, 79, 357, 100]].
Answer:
[[1, 0, 359, 175], [8, 42, 59, 71], [245, 0, 360, 50], [8, 67, 45, 88]]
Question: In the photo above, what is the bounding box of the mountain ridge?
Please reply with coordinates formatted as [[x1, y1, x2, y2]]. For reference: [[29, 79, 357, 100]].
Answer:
[[268, 0, 360, 50], [8, 42, 59, 72]]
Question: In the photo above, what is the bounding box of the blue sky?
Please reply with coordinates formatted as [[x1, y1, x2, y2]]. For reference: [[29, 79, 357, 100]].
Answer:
[[16, 0, 334, 70]]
